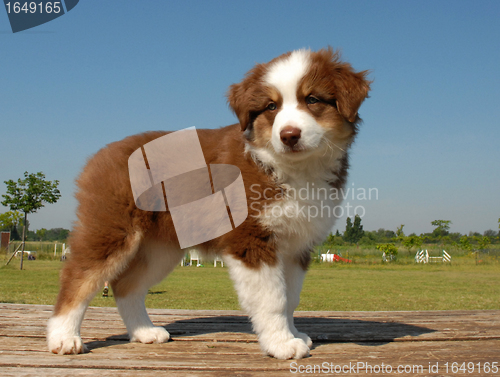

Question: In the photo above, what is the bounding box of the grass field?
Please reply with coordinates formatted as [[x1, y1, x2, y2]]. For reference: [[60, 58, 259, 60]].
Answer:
[[1, 256, 499, 311]]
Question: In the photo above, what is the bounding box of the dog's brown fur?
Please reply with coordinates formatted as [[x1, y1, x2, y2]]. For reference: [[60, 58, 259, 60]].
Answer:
[[55, 126, 284, 315]]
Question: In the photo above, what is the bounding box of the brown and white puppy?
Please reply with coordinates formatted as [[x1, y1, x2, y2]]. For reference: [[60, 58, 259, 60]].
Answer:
[[47, 48, 370, 359]]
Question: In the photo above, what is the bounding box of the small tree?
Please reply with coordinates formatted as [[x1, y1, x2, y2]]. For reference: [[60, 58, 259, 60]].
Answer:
[[402, 234, 423, 255], [431, 220, 452, 240], [376, 243, 398, 262], [343, 215, 364, 245], [1, 172, 60, 269], [36, 228, 47, 242], [459, 235, 472, 252], [474, 236, 491, 251], [395, 224, 405, 241]]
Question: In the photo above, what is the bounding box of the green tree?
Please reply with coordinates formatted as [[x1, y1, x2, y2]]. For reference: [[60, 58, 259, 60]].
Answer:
[[376, 243, 398, 261], [10, 225, 21, 241], [402, 234, 423, 255], [36, 228, 47, 241], [343, 217, 353, 242], [483, 230, 496, 238], [325, 232, 335, 245], [322, 231, 344, 248], [45, 227, 69, 242], [474, 236, 491, 251], [395, 224, 405, 241], [459, 235, 472, 252], [394, 224, 407, 248], [441, 235, 452, 246], [0, 210, 23, 232], [1, 172, 61, 269], [431, 220, 452, 238], [343, 214, 364, 244]]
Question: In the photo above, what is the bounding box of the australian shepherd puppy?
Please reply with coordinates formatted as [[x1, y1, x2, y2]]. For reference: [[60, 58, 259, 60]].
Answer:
[[47, 48, 370, 359]]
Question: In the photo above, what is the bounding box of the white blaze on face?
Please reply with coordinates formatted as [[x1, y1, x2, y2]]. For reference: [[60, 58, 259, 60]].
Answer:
[[264, 50, 325, 156]]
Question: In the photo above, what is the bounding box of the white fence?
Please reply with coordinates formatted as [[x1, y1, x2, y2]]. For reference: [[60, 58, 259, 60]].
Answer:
[[179, 249, 224, 267], [415, 249, 451, 263], [321, 251, 336, 262]]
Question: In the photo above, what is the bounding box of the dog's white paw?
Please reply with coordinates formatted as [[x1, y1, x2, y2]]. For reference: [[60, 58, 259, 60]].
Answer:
[[130, 326, 170, 344], [47, 333, 87, 355], [264, 337, 310, 359], [295, 332, 313, 348], [47, 314, 87, 355]]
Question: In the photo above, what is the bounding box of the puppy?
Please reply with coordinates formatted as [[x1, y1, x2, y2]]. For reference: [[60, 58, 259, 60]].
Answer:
[[47, 48, 370, 359]]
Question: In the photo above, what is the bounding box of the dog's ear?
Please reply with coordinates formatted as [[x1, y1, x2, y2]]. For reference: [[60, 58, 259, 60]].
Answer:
[[227, 63, 269, 131], [334, 68, 371, 123], [227, 82, 251, 131], [317, 48, 371, 123]]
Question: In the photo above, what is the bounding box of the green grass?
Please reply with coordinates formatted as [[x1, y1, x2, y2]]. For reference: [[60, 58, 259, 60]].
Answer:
[[1, 257, 499, 311], [0, 260, 61, 305], [300, 262, 500, 311]]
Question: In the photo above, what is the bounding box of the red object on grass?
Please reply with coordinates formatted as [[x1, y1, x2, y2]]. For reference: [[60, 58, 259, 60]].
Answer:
[[333, 254, 352, 263]]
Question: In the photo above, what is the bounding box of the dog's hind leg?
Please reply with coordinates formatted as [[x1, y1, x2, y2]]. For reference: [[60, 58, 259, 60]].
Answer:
[[112, 242, 184, 344], [47, 231, 143, 355]]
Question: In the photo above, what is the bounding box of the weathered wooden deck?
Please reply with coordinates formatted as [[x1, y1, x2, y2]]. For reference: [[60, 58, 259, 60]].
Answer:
[[0, 304, 498, 376]]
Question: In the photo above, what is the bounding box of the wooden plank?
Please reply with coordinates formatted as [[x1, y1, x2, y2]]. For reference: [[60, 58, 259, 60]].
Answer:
[[2, 303, 499, 334], [1, 305, 499, 343], [3, 303, 500, 319], [1, 304, 499, 377], [2, 303, 499, 325], [1, 337, 499, 376], [2, 336, 500, 358]]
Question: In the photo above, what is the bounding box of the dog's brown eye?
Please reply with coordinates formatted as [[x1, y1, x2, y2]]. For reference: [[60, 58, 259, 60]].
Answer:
[[306, 96, 320, 104], [267, 102, 277, 111]]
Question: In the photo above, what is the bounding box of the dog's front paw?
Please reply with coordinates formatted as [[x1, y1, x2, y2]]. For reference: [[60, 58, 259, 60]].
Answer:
[[295, 332, 313, 348], [130, 326, 170, 344], [47, 333, 87, 355], [264, 337, 310, 359], [47, 316, 88, 355]]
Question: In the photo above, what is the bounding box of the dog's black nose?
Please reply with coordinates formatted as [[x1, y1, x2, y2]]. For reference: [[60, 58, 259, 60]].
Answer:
[[280, 126, 301, 148]]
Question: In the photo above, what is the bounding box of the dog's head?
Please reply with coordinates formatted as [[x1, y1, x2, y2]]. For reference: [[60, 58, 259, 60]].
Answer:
[[228, 48, 370, 163]]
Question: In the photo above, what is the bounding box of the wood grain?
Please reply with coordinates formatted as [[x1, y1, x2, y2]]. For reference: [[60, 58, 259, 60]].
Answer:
[[0, 304, 498, 376]]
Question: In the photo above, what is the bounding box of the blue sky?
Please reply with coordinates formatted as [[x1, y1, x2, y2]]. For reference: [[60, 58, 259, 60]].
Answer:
[[1, 1, 499, 235]]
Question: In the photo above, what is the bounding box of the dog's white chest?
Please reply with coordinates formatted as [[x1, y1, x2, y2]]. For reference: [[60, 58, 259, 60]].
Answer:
[[258, 177, 341, 253]]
